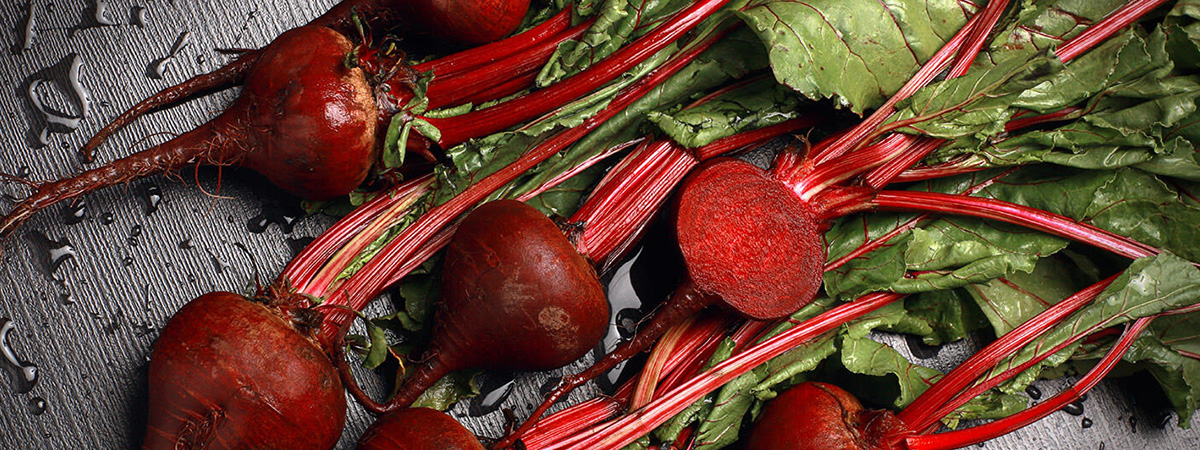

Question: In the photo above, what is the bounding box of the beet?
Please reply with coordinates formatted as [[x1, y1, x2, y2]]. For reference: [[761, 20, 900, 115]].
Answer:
[[1, 25, 376, 236], [745, 382, 908, 450], [356, 408, 484, 450], [79, 0, 404, 163], [381, 200, 609, 410], [402, 0, 533, 46], [504, 158, 828, 447], [143, 292, 345, 450], [674, 158, 824, 319]]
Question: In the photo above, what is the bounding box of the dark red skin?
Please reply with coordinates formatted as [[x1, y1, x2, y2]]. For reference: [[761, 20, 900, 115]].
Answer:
[[506, 159, 829, 447], [356, 408, 484, 450], [401, 0, 532, 46], [0, 25, 376, 237], [80, 0, 404, 161], [384, 199, 610, 410], [143, 292, 345, 450], [674, 158, 825, 319], [745, 382, 909, 450], [236, 26, 378, 200]]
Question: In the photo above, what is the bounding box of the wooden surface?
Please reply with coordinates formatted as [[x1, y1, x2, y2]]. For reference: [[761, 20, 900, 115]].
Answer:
[[0, 1, 1197, 449]]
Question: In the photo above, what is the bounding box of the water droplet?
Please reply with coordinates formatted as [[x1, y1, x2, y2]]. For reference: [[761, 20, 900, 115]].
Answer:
[[186, 273, 196, 283], [1, 318, 39, 394], [468, 377, 516, 417], [101, 212, 114, 225], [17, 2, 37, 54], [247, 201, 304, 234], [131, 6, 148, 27], [148, 32, 192, 79], [178, 238, 195, 250], [1157, 411, 1173, 429], [129, 224, 142, 238], [1025, 385, 1042, 400], [133, 322, 156, 337], [122, 256, 134, 267], [1082, 417, 1094, 429], [538, 377, 560, 398], [16, 166, 31, 179], [207, 249, 231, 275], [52, 276, 75, 305], [63, 198, 87, 225], [1061, 399, 1084, 416], [1128, 415, 1137, 433], [141, 185, 163, 215], [614, 308, 644, 340], [27, 396, 47, 415], [27, 54, 90, 146], [93, 1, 118, 26], [26, 231, 76, 276]]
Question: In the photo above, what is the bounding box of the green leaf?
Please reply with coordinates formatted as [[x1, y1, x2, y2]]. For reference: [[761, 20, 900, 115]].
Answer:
[[990, 253, 1200, 393], [410, 371, 482, 411], [1122, 310, 1200, 426], [839, 334, 941, 408], [904, 289, 989, 345], [362, 322, 389, 370], [537, 0, 694, 86], [823, 201, 1070, 301], [647, 77, 805, 148], [507, 27, 771, 207], [963, 254, 1099, 336], [737, 0, 970, 113], [976, 166, 1200, 262]]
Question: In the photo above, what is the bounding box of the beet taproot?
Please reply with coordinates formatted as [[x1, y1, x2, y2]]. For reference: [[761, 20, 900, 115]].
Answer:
[[1, 25, 376, 236], [356, 408, 484, 450], [143, 292, 345, 450], [745, 382, 907, 450], [379, 200, 610, 411]]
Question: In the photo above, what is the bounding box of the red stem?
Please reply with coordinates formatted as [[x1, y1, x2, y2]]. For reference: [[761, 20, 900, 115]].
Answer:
[[424, 20, 594, 110], [1055, 0, 1169, 63], [897, 275, 1118, 432], [905, 317, 1153, 450], [426, 0, 733, 148], [565, 293, 906, 450], [498, 283, 716, 449], [917, 284, 1200, 435], [318, 28, 729, 341], [571, 140, 698, 272], [520, 398, 626, 449], [802, 0, 1010, 168], [411, 8, 573, 77], [863, 106, 1084, 189], [278, 175, 433, 294], [869, 190, 1161, 259], [826, 168, 1016, 271], [891, 156, 990, 183], [633, 314, 733, 409]]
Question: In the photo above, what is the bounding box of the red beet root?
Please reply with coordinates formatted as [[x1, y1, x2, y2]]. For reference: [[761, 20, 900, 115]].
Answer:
[[674, 158, 824, 319], [0, 25, 377, 237], [79, 0, 404, 162], [356, 408, 484, 450], [745, 382, 908, 450], [379, 200, 609, 411], [401, 0, 533, 46], [143, 292, 345, 450]]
